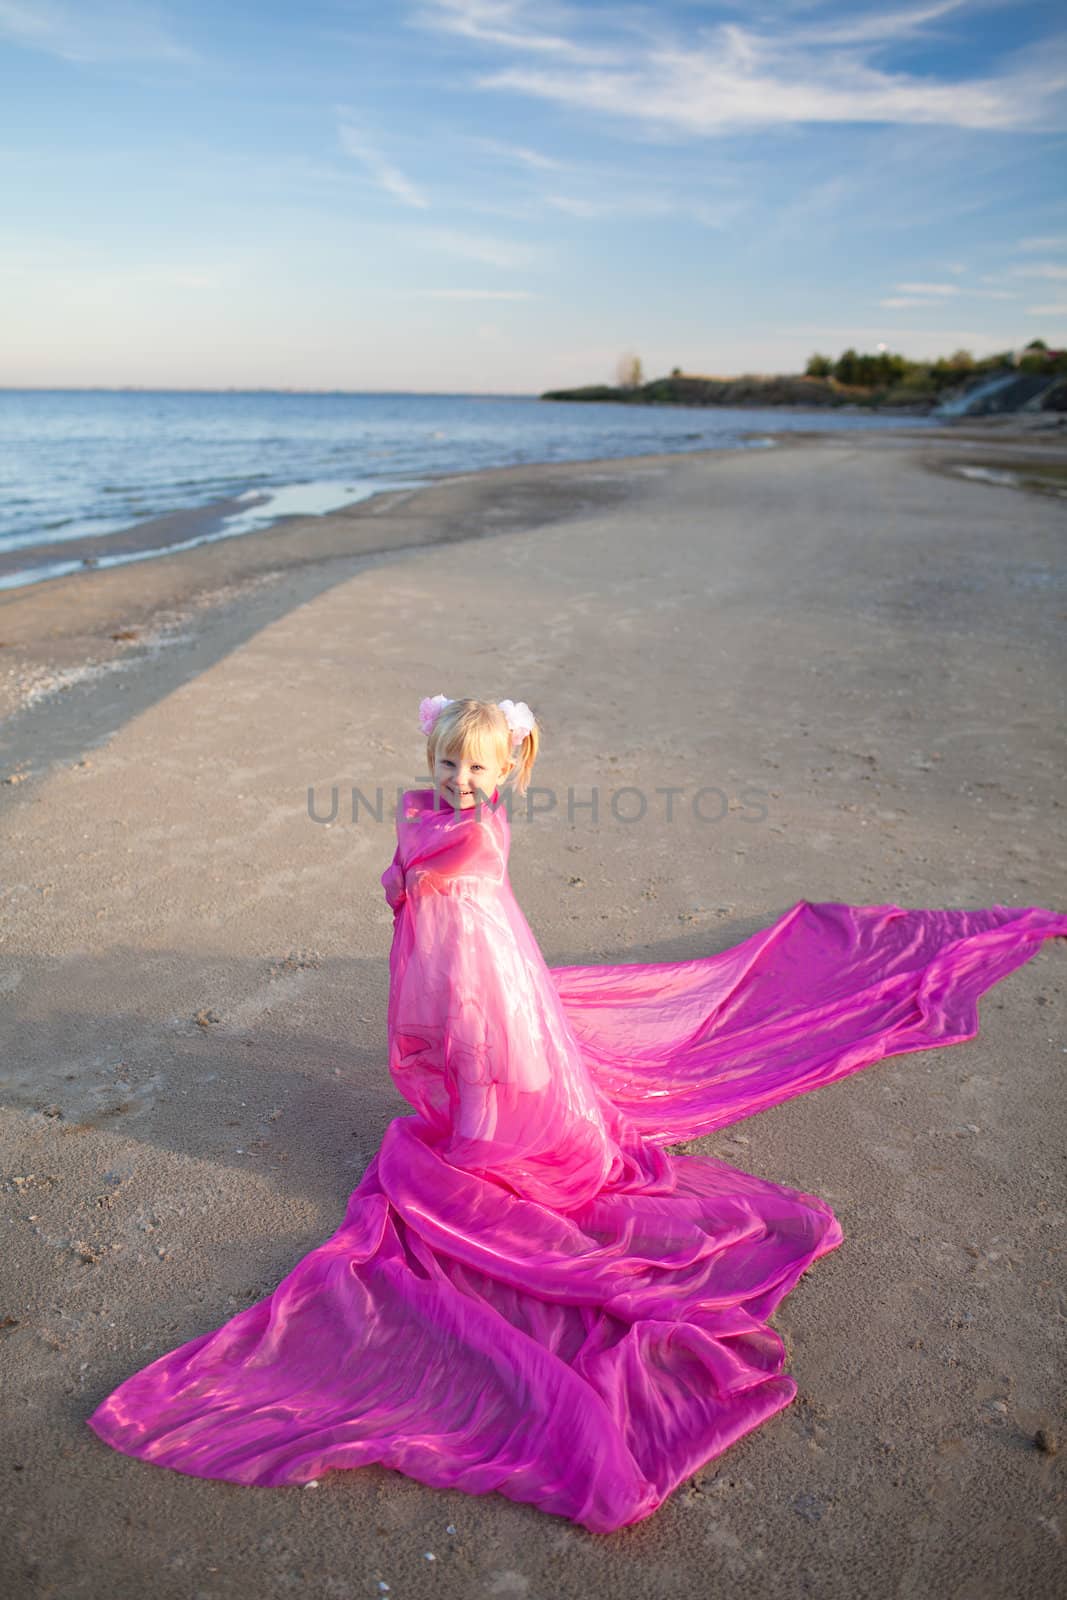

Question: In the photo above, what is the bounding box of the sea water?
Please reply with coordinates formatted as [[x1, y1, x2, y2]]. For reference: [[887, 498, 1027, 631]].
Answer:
[[0, 389, 932, 591]]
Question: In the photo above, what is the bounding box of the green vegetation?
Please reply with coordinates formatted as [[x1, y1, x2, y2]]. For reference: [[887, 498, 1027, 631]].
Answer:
[[804, 339, 1066, 403], [542, 340, 1067, 410]]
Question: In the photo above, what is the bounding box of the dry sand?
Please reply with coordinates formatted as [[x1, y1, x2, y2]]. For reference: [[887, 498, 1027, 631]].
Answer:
[[1, 425, 1065, 1599]]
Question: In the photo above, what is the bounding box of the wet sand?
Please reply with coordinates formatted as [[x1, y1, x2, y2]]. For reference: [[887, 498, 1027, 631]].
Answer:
[[2, 423, 1065, 1598]]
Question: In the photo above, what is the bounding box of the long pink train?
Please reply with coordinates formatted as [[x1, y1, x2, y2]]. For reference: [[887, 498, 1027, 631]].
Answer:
[[87, 788, 1067, 1533]]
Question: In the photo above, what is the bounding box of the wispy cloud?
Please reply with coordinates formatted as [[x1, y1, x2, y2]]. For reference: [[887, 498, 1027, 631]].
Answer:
[[1007, 261, 1067, 279], [979, 262, 1067, 294], [478, 49, 1061, 137], [415, 0, 976, 59], [1017, 234, 1067, 252], [1025, 301, 1067, 315], [403, 225, 545, 268], [881, 274, 1022, 308], [542, 189, 744, 228], [0, 0, 197, 65], [406, 287, 536, 298], [337, 116, 429, 208], [753, 174, 858, 247], [411, 0, 1067, 134], [779, 1, 971, 48], [409, 0, 621, 65], [462, 135, 564, 170], [0, 244, 233, 301], [794, 319, 1026, 346], [894, 280, 961, 294]]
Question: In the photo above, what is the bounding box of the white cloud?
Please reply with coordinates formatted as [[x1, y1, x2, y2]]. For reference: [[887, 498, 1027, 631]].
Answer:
[[479, 51, 1059, 135], [783, 1, 971, 48], [924, 266, 1021, 299], [403, 225, 545, 268], [1016, 234, 1067, 252], [0, 0, 197, 65], [409, 0, 622, 65], [337, 118, 429, 209], [0, 247, 234, 306], [542, 190, 743, 227], [977, 262, 1067, 293], [463, 135, 564, 170], [793, 320, 1027, 351], [411, 1, 1067, 135], [1025, 301, 1067, 316], [750, 173, 857, 246], [894, 281, 961, 294], [882, 276, 1020, 308], [407, 287, 535, 298], [1007, 261, 1067, 280]]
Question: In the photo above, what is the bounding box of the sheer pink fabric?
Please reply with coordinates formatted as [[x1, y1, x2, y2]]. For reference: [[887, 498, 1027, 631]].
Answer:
[[87, 787, 1067, 1532]]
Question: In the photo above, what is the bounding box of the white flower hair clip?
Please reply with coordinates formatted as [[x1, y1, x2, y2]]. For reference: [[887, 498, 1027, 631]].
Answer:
[[497, 699, 535, 748], [418, 694, 453, 736]]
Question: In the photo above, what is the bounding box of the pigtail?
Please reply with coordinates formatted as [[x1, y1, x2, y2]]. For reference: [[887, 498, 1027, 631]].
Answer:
[[507, 719, 540, 798]]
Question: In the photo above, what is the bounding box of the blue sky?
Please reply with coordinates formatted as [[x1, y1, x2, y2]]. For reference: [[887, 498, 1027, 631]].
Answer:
[[2, 0, 1066, 391]]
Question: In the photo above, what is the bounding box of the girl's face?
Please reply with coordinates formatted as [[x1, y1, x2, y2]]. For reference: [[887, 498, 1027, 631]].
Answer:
[[433, 741, 511, 809]]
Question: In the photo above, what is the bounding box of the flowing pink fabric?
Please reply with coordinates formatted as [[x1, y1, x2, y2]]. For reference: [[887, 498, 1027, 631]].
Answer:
[[87, 788, 1067, 1532]]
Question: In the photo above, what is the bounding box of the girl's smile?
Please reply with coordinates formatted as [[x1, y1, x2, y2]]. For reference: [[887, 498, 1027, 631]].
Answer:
[[433, 747, 511, 809]]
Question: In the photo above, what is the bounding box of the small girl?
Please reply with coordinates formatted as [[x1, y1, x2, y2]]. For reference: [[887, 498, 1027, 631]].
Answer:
[[380, 695, 631, 1212], [86, 692, 1067, 1534]]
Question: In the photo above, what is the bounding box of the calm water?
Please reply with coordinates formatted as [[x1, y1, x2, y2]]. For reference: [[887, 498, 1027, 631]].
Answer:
[[0, 390, 932, 590]]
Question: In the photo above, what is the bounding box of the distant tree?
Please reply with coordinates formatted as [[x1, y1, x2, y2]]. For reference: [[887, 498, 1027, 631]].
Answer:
[[833, 347, 860, 385], [670, 366, 682, 377], [947, 348, 974, 369], [1019, 339, 1055, 373], [824, 347, 908, 389], [616, 352, 644, 390]]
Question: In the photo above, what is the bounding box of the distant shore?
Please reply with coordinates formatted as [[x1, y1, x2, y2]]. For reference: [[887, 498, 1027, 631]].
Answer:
[[542, 356, 1067, 416]]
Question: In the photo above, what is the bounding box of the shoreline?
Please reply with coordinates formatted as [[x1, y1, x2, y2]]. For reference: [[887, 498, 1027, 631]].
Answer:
[[0, 444, 716, 733], [4, 404, 1062, 606], [1, 401, 952, 601], [2, 416, 1066, 741]]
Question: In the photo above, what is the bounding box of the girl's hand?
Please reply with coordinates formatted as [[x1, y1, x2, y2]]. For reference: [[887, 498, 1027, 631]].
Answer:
[[381, 853, 407, 913]]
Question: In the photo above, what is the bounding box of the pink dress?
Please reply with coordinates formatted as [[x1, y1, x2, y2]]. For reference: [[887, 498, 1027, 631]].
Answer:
[[87, 786, 1067, 1533]]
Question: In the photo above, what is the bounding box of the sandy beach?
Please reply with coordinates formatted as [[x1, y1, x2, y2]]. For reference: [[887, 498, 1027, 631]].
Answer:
[[2, 424, 1065, 1598]]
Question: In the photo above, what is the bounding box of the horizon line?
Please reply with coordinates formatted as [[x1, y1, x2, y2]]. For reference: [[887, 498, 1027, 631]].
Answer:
[[0, 385, 546, 397]]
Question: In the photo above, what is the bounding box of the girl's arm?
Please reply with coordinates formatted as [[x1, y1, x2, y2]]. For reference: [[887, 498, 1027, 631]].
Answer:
[[380, 842, 407, 916]]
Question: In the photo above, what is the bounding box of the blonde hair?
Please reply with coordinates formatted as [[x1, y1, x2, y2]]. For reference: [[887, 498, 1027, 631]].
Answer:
[[426, 698, 540, 799]]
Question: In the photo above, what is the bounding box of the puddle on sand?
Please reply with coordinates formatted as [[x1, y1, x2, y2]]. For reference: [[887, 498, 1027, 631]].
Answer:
[[943, 458, 1067, 499]]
